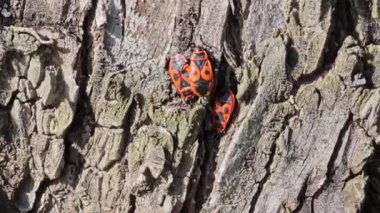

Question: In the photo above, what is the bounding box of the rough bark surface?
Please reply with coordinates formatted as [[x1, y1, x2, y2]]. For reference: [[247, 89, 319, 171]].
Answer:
[[0, 0, 380, 212]]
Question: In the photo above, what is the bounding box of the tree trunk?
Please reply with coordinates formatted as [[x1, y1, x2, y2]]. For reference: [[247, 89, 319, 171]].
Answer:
[[0, 0, 380, 212]]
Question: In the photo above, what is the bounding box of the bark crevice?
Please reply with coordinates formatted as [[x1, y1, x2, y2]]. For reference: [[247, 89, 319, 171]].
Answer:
[[248, 141, 277, 213], [293, 173, 311, 213], [311, 113, 353, 213]]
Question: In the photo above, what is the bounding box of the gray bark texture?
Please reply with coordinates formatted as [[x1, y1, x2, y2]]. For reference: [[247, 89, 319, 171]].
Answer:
[[0, 0, 380, 212]]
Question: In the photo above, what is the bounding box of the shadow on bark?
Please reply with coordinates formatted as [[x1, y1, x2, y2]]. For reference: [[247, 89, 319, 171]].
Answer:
[[0, 188, 18, 213], [360, 144, 380, 213]]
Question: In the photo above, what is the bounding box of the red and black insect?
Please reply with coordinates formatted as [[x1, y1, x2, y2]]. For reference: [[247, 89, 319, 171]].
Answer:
[[188, 48, 214, 97], [211, 89, 236, 133], [168, 53, 196, 99], [168, 48, 236, 133]]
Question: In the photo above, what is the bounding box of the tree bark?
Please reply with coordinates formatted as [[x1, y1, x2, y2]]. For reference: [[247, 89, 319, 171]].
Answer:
[[0, 0, 380, 212]]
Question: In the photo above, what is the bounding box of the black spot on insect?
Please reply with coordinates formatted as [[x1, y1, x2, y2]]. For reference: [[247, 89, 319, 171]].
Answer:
[[194, 79, 211, 96], [182, 71, 189, 78], [195, 53, 204, 59], [183, 90, 193, 96], [173, 73, 180, 81], [195, 60, 205, 69], [214, 122, 224, 129], [219, 90, 230, 104], [180, 79, 191, 88], [217, 113, 225, 122]]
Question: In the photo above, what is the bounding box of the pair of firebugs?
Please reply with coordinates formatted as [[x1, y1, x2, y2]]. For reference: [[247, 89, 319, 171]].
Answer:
[[168, 47, 236, 133]]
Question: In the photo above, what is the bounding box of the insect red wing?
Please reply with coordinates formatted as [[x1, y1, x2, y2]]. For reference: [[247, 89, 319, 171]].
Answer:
[[200, 60, 214, 94], [211, 106, 226, 132], [222, 90, 235, 125], [179, 64, 196, 99], [169, 53, 195, 98], [227, 90, 236, 115], [189, 50, 214, 97], [179, 79, 196, 99], [188, 60, 204, 97], [169, 69, 182, 92], [198, 60, 212, 80], [212, 90, 236, 133]]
